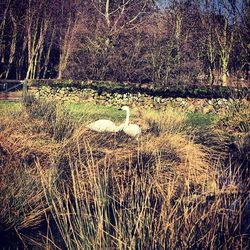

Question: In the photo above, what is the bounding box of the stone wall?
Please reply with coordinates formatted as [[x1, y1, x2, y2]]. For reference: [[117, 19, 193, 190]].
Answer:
[[34, 85, 248, 113]]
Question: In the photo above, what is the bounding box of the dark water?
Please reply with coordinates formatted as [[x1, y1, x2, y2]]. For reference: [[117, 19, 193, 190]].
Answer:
[[0, 230, 24, 249], [0, 229, 43, 249], [0, 220, 65, 250]]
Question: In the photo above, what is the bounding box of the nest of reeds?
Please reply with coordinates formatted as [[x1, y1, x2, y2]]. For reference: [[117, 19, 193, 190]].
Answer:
[[56, 125, 218, 203]]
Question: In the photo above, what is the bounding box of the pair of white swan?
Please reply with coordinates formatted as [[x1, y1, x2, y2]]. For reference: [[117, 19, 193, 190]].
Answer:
[[86, 106, 141, 139]]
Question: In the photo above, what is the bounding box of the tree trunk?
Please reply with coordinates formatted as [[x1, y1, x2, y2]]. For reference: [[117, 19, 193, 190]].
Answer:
[[5, 10, 17, 79]]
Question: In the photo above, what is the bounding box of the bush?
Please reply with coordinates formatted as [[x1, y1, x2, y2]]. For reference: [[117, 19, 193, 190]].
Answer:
[[23, 95, 74, 142], [216, 99, 250, 133]]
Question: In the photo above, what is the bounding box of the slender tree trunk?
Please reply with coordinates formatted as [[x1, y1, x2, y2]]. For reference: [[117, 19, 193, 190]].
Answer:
[[5, 11, 17, 79], [58, 18, 77, 79], [43, 26, 55, 79], [26, 16, 48, 79], [216, 16, 234, 86], [16, 36, 27, 80], [207, 32, 215, 85], [0, 0, 11, 64], [175, 11, 182, 83]]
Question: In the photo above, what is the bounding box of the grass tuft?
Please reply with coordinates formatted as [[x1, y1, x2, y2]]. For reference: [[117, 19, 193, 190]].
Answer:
[[23, 95, 74, 142]]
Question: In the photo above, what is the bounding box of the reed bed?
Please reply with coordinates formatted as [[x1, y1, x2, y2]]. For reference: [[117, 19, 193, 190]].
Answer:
[[0, 98, 249, 249], [38, 139, 249, 249]]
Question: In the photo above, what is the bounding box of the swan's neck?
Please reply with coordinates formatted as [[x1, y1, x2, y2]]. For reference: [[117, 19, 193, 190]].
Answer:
[[125, 109, 129, 126]]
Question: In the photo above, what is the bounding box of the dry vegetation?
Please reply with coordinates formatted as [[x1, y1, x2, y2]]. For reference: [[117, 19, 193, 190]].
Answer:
[[0, 98, 249, 249]]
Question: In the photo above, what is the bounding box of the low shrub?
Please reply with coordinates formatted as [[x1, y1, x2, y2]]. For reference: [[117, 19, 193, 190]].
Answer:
[[216, 99, 250, 133], [140, 107, 186, 135], [23, 95, 74, 142], [186, 112, 217, 128]]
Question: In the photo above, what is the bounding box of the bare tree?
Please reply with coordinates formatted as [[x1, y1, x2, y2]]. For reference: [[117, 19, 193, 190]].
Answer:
[[5, 9, 17, 78], [62, 0, 156, 81], [0, 0, 11, 77], [25, 0, 52, 79], [0, 0, 248, 85], [200, 2, 219, 85], [215, 9, 235, 86]]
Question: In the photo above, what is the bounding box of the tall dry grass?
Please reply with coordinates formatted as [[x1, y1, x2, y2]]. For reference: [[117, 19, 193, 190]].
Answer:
[[216, 99, 250, 134], [0, 99, 62, 239], [23, 94, 74, 142], [0, 99, 249, 249], [139, 107, 186, 135], [38, 135, 249, 249]]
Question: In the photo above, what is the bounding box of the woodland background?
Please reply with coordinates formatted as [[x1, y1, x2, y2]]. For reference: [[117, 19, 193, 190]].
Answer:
[[0, 0, 249, 86]]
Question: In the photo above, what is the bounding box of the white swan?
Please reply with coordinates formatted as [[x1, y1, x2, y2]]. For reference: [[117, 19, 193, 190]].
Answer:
[[86, 119, 120, 132], [120, 106, 141, 139]]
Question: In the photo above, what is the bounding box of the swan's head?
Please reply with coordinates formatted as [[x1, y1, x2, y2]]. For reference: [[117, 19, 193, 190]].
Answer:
[[121, 106, 130, 112]]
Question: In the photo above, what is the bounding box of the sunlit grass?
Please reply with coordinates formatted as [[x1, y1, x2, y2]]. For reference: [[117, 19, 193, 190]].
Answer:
[[65, 101, 136, 124], [0, 100, 220, 131], [0, 98, 249, 249], [0, 100, 22, 115], [37, 138, 248, 249], [0, 100, 140, 126], [38, 137, 218, 249], [186, 112, 218, 128], [140, 107, 186, 134]]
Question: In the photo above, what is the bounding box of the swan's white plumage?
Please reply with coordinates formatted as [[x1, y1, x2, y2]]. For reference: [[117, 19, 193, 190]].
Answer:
[[123, 123, 142, 139], [120, 106, 141, 139], [85, 106, 141, 138], [86, 119, 119, 132]]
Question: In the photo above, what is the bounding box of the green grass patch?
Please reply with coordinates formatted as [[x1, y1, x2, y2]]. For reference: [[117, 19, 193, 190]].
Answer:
[[64, 102, 134, 123], [186, 112, 218, 128], [0, 100, 22, 115], [0, 100, 134, 124]]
